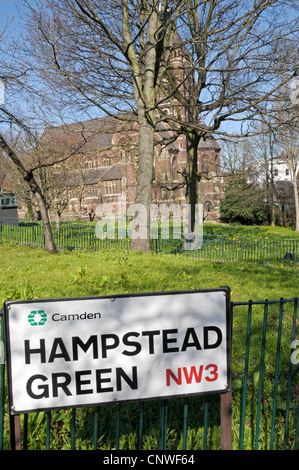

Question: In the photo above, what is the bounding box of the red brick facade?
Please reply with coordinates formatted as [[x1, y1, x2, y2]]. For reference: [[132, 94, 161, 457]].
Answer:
[[20, 38, 224, 222], [37, 114, 223, 223]]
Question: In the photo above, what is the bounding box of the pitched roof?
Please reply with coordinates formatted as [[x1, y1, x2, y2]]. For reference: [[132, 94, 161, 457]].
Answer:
[[198, 137, 221, 150], [66, 168, 109, 187], [101, 164, 122, 181], [40, 113, 137, 154], [41, 117, 115, 153]]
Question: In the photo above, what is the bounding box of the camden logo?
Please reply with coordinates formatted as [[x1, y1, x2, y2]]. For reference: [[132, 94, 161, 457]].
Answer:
[[28, 310, 47, 326]]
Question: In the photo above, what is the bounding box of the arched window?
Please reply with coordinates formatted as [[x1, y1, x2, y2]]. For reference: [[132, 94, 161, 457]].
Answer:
[[101, 156, 111, 167], [203, 201, 212, 213], [201, 163, 209, 176], [84, 160, 93, 169]]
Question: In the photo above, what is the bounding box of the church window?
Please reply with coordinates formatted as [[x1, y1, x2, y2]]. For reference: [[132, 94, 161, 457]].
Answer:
[[203, 201, 212, 213], [101, 156, 111, 167], [84, 160, 93, 169], [85, 186, 98, 198], [105, 181, 119, 195], [202, 163, 209, 176], [120, 148, 126, 162], [69, 188, 78, 199]]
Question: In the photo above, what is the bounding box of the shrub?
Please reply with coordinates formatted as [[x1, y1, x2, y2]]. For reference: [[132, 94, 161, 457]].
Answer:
[[220, 177, 267, 225]]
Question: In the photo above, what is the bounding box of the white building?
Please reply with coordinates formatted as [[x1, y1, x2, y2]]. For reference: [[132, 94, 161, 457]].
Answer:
[[272, 158, 293, 182], [248, 157, 295, 186]]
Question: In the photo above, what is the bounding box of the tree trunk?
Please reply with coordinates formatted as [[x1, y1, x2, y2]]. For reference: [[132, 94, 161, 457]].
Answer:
[[34, 190, 58, 253], [185, 132, 200, 233], [269, 149, 276, 227], [293, 173, 299, 232], [0, 134, 58, 253], [130, 117, 154, 252]]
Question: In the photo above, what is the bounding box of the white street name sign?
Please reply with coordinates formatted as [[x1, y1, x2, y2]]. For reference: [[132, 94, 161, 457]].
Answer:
[[4, 289, 231, 414]]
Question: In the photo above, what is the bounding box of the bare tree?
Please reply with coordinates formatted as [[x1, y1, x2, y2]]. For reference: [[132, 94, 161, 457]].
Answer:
[[277, 109, 299, 232], [0, 33, 95, 253], [251, 37, 299, 230], [0, 20, 59, 251], [0, 148, 8, 189], [24, 0, 187, 252], [16, 0, 299, 244]]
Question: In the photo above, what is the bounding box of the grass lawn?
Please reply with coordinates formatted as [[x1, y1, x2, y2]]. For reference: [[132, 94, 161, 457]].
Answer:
[[0, 240, 298, 450], [204, 223, 299, 239], [0, 240, 298, 303]]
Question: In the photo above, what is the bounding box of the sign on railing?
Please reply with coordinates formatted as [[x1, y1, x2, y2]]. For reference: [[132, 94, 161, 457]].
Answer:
[[4, 289, 231, 415]]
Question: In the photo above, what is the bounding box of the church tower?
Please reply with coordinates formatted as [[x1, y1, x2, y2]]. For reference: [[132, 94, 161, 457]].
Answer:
[[154, 32, 223, 219]]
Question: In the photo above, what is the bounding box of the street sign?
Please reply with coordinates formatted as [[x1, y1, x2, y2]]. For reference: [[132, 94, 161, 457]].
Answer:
[[4, 289, 231, 414]]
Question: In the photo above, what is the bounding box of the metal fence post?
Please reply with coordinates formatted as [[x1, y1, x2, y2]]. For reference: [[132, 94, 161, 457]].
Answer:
[[220, 391, 232, 450], [9, 414, 22, 450], [0, 308, 5, 450], [220, 295, 233, 450]]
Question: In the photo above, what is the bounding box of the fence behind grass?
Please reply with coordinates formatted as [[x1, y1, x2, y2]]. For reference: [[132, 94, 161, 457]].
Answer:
[[0, 218, 298, 263], [1, 297, 298, 450]]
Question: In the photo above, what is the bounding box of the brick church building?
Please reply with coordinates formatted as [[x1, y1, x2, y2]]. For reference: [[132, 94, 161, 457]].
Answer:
[[32, 36, 223, 223]]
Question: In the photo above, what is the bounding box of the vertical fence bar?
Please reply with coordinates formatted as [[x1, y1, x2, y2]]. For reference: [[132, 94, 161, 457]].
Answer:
[[295, 400, 299, 450], [46, 411, 51, 450], [23, 414, 28, 450], [270, 299, 284, 449], [138, 402, 144, 450], [159, 400, 168, 450], [255, 300, 269, 450], [203, 396, 209, 450], [93, 407, 99, 450], [239, 301, 253, 450], [70, 408, 76, 450], [182, 397, 188, 450], [284, 299, 298, 449], [0, 309, 5, 450], [115, 403, 121, 450]]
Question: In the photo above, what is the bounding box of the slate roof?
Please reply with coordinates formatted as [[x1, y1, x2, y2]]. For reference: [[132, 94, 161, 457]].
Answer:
[[40, 114, 134, 153], [101, 164, 122, 181], [66, 168, 109, 187], [198, 137, 221, 150]]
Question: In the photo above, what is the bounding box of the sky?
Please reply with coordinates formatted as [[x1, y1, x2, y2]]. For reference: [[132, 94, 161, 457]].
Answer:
[[1, 0, 297, 138], [0, 1, 19, 109]]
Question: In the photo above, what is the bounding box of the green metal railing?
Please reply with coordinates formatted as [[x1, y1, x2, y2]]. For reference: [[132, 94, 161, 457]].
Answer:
[[1, 297, 298, 450], [232, 298, 298, 450], [0, 217, 298, 263]]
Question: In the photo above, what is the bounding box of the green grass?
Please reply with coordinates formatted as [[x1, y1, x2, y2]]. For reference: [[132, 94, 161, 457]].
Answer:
[[204, 223, 299, 239], [0, 240, 298, 450]]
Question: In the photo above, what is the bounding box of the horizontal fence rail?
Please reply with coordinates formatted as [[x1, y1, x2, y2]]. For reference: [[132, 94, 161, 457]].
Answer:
[[1, 297, 298, 450], [0, 217, 298, 263]]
